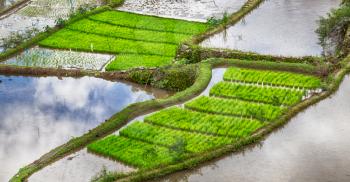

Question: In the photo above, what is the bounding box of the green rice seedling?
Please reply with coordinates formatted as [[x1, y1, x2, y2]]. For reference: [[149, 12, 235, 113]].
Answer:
[[67, 19, 191, 44], [145, 107, 265, 138], [185, 96, 285, 121], [89, 10, 209, 35], [210, 82, 305, 106], [223, 67, 322, 89], [105, 54, 173, 71], [87, 135, 181, 169], [39, 29, 178, 56], [120, 122, 234, 153]]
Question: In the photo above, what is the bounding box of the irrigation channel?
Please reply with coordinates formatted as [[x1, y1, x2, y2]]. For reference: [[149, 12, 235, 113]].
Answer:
[[0, 75, 170, 181], [201, 0, 342, 57]]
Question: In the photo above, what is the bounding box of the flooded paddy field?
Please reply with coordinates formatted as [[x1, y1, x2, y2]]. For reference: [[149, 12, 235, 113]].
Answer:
[[201, 0, 342, 57], [0, 75, 170, 181], [0, 0, 105, 50], [118, 0, 247, 21]]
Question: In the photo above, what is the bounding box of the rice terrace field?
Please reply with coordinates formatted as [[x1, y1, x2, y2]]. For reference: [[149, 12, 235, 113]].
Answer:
[[0, 0, 350, 182]]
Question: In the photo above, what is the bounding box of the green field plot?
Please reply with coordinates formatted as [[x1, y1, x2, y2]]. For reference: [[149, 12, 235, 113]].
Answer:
[[67, 19, 190, 44], [223, 68, 322, 89], [87, 135, 180, 169], [89, 10, 209, 35], [210, 82, 305, 105], [145, 107, 265, 138], [39, 10, 208, 71], [39, 29, 178, 56], [120, 122, 234, 153], [185, 96, 285, 121], [105, 54, 173, 71]]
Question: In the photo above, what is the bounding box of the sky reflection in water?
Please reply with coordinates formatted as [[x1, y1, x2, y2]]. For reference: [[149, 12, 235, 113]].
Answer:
[[201, 0, 341, 57], [0, 75, 159, 181]]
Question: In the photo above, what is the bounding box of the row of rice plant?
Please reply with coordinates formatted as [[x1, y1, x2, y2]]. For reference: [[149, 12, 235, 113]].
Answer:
[[38, 10, 209, 70], [120, 121, 234, 153], [87, 67, 322, 170], [223, 67, 322, 89], [39, 29, 178, 56], [66, 19, 191, 45], [87, 135, 180, 169], [185, 96, 285, 121], [88, 10, 209, 35], [210, 81, 305, 106], [145, 107, 265, 138]]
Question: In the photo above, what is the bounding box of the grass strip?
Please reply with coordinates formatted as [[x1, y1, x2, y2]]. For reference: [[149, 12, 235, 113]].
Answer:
[[210, 81, 305, 106], [39, 29, 178, 56], [145, 107, 265, 138], [224, 67, 322, 89], [67, 19, 191, 45], [105, 54, 173, 71], [120, 122, 234, 153], [89, 10, 209, 35], [185, 96, 285, 121]]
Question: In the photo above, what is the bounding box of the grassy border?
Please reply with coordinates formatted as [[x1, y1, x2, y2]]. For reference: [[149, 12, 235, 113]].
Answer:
[[96, 56, 350, 182], [9, 63, 212, 182]]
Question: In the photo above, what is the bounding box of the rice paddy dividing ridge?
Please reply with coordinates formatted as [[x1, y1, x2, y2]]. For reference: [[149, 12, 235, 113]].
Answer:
[[87, 67, 323, 169], [38, 10, 209, 71]]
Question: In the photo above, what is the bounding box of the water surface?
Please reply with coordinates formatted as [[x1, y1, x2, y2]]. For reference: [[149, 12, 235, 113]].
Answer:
[[118, 0, 247, 21], [201, 0, 341, 57], [157, 75, 350, 182], [0, 75, 169, 181]]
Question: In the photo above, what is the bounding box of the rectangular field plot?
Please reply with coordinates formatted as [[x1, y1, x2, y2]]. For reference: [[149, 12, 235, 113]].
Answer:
[[223, 68, 322, 89], [185, 96, 285, 121], [87, 135, 179, 169], [39, 10, 209, 71], [145, 107, 265, 138], [210, 82, 305, 106], [88, 10, 209, 35], [120, 122, 234, 153]]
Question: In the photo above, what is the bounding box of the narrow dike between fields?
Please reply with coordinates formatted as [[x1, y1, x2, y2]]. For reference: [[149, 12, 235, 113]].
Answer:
[[0, 75, 171, 182]]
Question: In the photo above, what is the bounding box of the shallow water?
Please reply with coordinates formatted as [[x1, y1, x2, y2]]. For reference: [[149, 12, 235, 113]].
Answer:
[[118, 0, 247, 21], [0, 75, 169, 181], [156, 75, 350, 182], [2, 47, 115, 71], [201, 0, 341, 57]]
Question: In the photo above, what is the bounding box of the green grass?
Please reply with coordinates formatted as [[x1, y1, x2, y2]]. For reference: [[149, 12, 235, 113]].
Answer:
[[120, 122, 234, 153], [224, 67, 322, 89], [105, 54, 172, 71], [88, 135, 178, 169], [89, 10, 209, 35], [145, 107, 265, 138], [210, 81, 305, 105], [185, 96, 285, 121], [67, 19, 190, 44], [39, 29, 178, 56]]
